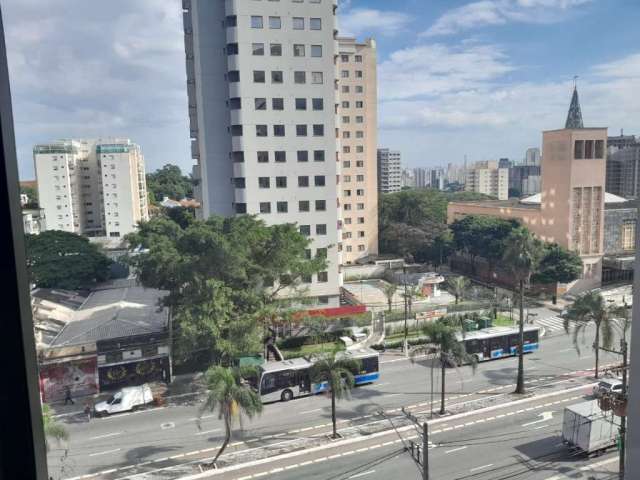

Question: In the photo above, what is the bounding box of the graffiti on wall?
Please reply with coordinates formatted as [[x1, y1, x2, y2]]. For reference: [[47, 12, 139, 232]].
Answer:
[[39, 357, 98, 402]]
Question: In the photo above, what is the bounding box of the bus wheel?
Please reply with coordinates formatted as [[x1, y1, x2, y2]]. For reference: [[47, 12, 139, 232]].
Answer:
[[281, 389, 294, 402]]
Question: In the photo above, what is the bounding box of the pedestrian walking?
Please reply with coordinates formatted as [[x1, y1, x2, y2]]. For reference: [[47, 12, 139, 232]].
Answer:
[[63, 386, 74, 405], [84, 402, 92, 421]]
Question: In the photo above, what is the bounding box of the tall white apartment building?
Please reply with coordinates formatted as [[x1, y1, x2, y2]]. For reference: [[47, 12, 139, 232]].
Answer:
[[183, 0, 341, 306], [337, 37, 378, 264], [413, 167, 427, 188], [34, 139, 149, 238], [464, 160, 509, 200], [377, 148, 401, 193]]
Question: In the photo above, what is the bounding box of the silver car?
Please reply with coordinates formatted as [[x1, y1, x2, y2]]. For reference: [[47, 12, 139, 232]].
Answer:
[[592, 379, 623, 397]]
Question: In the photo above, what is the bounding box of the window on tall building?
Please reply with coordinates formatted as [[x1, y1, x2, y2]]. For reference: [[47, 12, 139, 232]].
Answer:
[[343, 131, 351, 139], [356, 101, 363, 108], [356, 131, 364, 138], [341, 70, 349, 78], [235, 203, 247, 213], [299, 201, 310, 212], [292, 17, 304, 29], [275, 151, 286, 163], [233, 177, 246, 188], [622, 221, 636, 250], [595, 140, 605, 159], [357, 188, 364, 196], [341, 54, 349, 62], [315, 200, 326, 211], [256, 125, 268, 137], [298, 176, 310, 187], [296, 125, 308, 136], [257, 151, 269, 163], [299, 225, 311, 236], [271, 71, 284, 83], [293, 44, 305, 57], [253, 70, 266, 83], [310, 18, 321, 30], [585, 140, 594, 158], [297, 151, 309, 162], [574, 140, 585, 159], [317, 271, 328, 282], [342, 85, 350, 93], [296, 98, 307, 110], [230, 125, 243, 136], [258, 177, 270, 188], [276, 176, 287, 188], [226, 43, 239, 55], [316, 224, 327, 235], [312, 98, 324, 110], [228, 70, 240, 82], [355, 85, 363, 93], [314, 150, 325, 162], [274, 125, 285, 136], [255, 98, 267, 110], [277, 201, 288, 213], [311, 72, 323, 84], [270, 43, 282, 56], [251, 16, 263, 29], [355, 70, 363, 78], [272, 98, 284, 110], [225, 15, 237, 27], [311, 45, 322, 57], [313, 124, 324, 136], [314, 175, 326, 186], [355, 55, 363, 62], [294, 71, 306, 84], [269, 16, 281, 29], [252, 43, 264, 55], [260, 202, 271, 214]]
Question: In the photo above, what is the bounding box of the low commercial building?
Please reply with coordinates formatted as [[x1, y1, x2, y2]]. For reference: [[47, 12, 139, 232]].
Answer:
[[37, 279, 170, 402]]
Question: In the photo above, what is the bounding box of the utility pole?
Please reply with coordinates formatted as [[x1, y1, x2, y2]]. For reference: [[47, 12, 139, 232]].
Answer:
[[403, 265, 408, 355], [619, 337, 627, 480], [423, 422, 429, 480]]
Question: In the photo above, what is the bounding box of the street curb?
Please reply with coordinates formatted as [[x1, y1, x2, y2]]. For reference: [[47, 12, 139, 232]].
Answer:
[[176, 382, 598, 479]]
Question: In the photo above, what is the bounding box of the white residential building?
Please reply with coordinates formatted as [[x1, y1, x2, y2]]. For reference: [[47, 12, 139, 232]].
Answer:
[[465, 160, 509, 200], [377, 148, 401, 193], [183, 0, 341, 307], [34, 139, 149, 239]]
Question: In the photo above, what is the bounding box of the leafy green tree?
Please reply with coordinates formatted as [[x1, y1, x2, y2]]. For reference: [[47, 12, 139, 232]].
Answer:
[[563, 292, 614, 379], [42, 404, 69, 451], [410, 321, 476, 414], [146, 164, 193, 203], [382, 282, 398, 312], [21, 185, 39, 208], [163, 206, 196, 229], [533, 243, 582, 284], [446, 276, 469, 305], [126, 214, 326, 365], [25, 231, 111, 289], [198, 366, 262, 467], [502, 227, 544, 394], [309, 350, 360, 438]]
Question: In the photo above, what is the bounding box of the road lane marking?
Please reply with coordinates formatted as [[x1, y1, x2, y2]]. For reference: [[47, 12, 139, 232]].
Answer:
[[300, 408, 323, 414], [470, 463, 494, 472], [534, 424, 549, 430], [196, 428, 221, 436], [161, 422, 175, 430], [445, 446, 467, 454], [89, 432, 122, 440], [349, 470, 376, 479], [89, 448, 121, 457]]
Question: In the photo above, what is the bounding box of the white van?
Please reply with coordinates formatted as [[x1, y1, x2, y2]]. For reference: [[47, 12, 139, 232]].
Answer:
[[94, 384, 154, 416]]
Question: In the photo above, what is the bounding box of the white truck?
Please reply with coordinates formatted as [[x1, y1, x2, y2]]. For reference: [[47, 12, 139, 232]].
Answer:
[[561, 400, 619, 455], [94, 384, 154, 416]]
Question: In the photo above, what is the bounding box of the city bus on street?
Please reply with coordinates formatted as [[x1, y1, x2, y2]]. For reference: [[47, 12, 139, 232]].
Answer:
[[256, 348, 379, 403], [458, 325, 540, 363]]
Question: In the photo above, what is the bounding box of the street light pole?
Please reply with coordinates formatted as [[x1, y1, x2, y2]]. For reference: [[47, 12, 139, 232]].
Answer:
[[423, 422, 429, 480], [620, 337, 628, 480], [403, 265, 408, 356]]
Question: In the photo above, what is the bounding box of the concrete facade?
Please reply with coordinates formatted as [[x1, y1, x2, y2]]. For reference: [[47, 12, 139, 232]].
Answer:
[[34, 139, 149, 238], [377, 148, 401, 193], [465, 160, 509, 200], [183, 0, 342, 306], [337, 37, 378, 264]]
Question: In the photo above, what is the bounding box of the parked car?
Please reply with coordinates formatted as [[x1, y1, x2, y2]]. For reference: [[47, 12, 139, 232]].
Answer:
[[94, 384, 154, 416], [592, 379, 623, 397]]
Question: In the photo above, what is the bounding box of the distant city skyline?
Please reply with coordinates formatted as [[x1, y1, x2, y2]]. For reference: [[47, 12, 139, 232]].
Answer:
[[3, 0, 640, 179]]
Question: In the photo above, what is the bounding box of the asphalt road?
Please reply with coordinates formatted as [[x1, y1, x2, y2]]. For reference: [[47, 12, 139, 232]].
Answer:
[[47, 322, 621, 480]]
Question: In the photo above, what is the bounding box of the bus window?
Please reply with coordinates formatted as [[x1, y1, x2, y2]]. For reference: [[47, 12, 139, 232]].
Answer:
[[490, 336, 506, 352], [361, 356, 378, 374], [261, 373, 277, 395], [276, 370, 295, 389], [524, 330, 538, 344], [508, 334, 520, 349], [465, 339, 481, 355]]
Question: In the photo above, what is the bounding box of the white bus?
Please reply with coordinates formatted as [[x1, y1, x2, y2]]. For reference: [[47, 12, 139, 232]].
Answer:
[[256, 348, 380, 403]]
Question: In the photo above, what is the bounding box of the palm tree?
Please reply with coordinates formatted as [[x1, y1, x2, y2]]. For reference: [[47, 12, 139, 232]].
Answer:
[[502, 227, 543, 394], [199, 366, 262, 467], [309, 349, 360, 438], [410, 322, 476, 415], [402, 284, 421, 317], [382, 282, 398, 312], [42, 403, 68, 451], [447, 276, 468, 305], [563, 292, 614, 379]]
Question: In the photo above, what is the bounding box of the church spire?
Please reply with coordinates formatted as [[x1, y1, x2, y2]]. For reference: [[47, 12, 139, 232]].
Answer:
[[565, 85, 584, 129]]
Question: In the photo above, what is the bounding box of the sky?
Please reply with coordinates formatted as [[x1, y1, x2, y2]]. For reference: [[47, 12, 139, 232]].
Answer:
[[3, 0, 640, 180]]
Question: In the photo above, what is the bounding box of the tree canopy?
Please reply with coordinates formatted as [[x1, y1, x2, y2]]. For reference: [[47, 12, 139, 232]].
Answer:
[[21, 185, 39, 208], [378, 189, 491, 263], [25, 231, 111, 289], [126, 214, 327, 364], [146, 164, 194, 203], [533, 243, 583, 284]]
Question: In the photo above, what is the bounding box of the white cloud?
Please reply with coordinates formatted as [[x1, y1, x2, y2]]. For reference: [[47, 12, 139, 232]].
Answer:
[[423, 0, 592, 37], [2, 0, 190, 179], [379, 43, 514, 100], [338, 8, 411, 37]]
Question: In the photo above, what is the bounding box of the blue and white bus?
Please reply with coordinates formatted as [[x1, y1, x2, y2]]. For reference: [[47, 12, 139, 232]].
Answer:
[[458, 325, 540, 362], [256, 348, 379, 403]]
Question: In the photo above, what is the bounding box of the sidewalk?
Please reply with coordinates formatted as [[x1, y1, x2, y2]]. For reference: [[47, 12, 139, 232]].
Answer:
[[50, 371, 204, 417]]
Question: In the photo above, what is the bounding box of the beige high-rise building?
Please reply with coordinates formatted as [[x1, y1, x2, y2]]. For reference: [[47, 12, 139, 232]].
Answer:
[[337, 37, 378, 264], [465, 160, 509, 200]]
